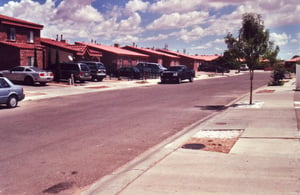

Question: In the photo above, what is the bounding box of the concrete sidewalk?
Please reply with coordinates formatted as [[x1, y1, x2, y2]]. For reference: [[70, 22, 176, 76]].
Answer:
[[81, 78, 300, 195]]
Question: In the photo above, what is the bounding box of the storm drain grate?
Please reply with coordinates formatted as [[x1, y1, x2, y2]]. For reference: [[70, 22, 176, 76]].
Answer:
[[182, 129, 244, 153], [43, 182, 74, 194], [182, 143, 206, 150]]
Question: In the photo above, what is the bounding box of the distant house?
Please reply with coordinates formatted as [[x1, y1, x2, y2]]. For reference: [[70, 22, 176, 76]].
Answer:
[[40, 37, 102, 69], [76, 42, 149, 74], [193, 55, 221, 70], [285, 56, 300, 72], [122, 46, 180, 68], [156, 49, 199, 71], [0, 14, 44, 70]]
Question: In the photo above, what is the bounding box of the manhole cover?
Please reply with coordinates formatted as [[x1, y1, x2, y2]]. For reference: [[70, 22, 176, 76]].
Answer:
[[182, 143, 206, 150]]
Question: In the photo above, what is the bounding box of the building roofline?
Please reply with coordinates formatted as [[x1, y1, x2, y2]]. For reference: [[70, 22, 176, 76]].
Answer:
[[0, 14, 43, 30], [76, 42, 149, 57], [123, 46, 180, 59]]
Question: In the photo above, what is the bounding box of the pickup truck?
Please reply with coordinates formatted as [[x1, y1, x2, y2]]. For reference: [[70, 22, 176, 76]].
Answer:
[[161, 65, 195, 84]]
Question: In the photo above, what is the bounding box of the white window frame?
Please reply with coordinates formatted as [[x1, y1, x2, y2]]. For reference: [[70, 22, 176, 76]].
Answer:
[[27, 31, 34, 43], [9, 28, 16, 41], [27, 56, 34, 66]]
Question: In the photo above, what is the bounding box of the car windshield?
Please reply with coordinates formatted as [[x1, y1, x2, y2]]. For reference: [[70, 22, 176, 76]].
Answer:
[[80, 64, 90, 71], [95, 63, 105, 69], [167, 66, 183, 71]]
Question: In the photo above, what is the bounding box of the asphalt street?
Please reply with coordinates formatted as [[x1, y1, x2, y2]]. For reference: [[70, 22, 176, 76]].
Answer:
[[0, 72, 271, 195]]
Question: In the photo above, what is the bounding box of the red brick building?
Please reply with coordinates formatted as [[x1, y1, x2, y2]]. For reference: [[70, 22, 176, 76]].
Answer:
[[156, 49, 200, 72], [76, 42, 149, 74], [41, 37, 102, 69], [0, 14, 44, 70], [122, 46, 180, 68], [193, 55, 221, 70]]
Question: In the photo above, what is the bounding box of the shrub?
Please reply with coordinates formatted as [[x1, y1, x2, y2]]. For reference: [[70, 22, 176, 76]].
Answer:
[[269, 65, 286, 86]]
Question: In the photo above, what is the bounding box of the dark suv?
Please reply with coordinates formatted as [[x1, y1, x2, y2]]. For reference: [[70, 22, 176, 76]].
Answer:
[[136, 62, 166, 78], [79, 61, 106, 81], [55, 62, 91, 83]]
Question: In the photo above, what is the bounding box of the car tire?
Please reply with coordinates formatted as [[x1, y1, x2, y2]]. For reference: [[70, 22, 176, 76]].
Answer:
[[24, 76, 34, 85], [40, 82, 47, 86], [7, 95, 18, 108], [177, 77, 181, 84], [189, 77, 193, 82]]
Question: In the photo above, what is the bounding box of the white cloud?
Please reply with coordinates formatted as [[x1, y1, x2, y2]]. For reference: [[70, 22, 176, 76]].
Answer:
[[147, 11, 209, 30], [145, 34, 170, 42], [125, 0, 149, 13], [270, 32, 289, 46], [113, 35, 139, 45], [149, 0, 232, 14], [177, 27, 205, 42], [117, 12, 143, 34]]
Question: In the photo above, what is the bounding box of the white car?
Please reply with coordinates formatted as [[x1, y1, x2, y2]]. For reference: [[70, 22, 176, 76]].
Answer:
[[240, 64, 249, 71], [0, 77, 25, 108], [0, 66, 54, 85]]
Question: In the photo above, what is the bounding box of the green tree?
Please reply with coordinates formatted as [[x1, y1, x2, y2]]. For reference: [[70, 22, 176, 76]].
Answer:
[[224, 13, 274, 104], [263, 41, 280, 67]]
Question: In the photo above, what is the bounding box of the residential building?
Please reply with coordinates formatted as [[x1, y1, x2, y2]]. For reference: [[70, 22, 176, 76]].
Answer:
[[0, 14, 44, 70], [193, 55, 221, 70], [76, 42, 149, 75], [40, 37, 102, 70], [122, 45, 180, 68], [156, 49, 199, 71]]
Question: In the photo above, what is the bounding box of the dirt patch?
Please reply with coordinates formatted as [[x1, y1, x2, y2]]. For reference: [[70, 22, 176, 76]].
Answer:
[[184, 137, 239, 153], [256, 89, 275, 93], [182, 129, 243, 153]]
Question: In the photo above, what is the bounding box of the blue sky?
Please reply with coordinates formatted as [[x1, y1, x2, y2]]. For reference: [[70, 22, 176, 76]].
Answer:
[[0, 0, 299, 60]]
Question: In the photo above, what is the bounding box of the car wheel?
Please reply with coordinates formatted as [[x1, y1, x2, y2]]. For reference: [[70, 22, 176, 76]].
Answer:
[[92, 76, 98, 82], [189, 77, 193, 82], [24, 76, 34, 85], [40, 82, 47, 86], [177, 77, 181, 84], [7, 95, 18, 108], [98, 78, 104, 82]]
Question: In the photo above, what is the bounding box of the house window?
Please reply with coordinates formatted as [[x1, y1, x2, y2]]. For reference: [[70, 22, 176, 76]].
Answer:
[[27, 31, 34, 43], [27, 56, 34, 66], [8, 28, 16, 41]]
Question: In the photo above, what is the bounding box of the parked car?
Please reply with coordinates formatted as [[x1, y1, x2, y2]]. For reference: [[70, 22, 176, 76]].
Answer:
[[199, 64, 228, 73], [116, 66, 141, 79], [54, 62, 91, 83], [0, 77, 25, 108], [161, 65, 195, 84], [0, 66, 54, 85], [78, 61, 106, 81], [136, 62, 167, 78], [240, 64, 249, 71]]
